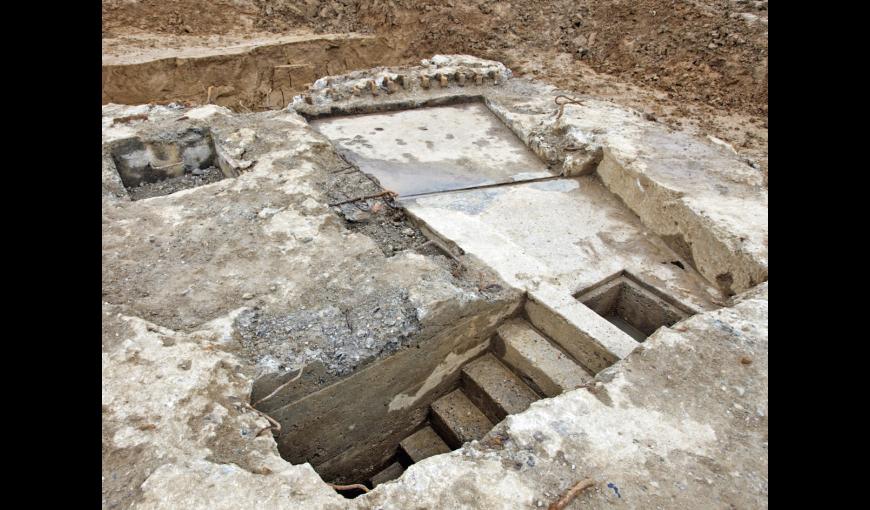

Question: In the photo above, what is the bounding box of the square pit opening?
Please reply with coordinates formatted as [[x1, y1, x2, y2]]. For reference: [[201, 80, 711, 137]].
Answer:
[[109, 127, 232, 200], [574, 271, 694, 342]]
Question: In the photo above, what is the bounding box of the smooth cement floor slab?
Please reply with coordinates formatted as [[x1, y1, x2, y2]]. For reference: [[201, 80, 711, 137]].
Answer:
[[311, 102, 553, 197]]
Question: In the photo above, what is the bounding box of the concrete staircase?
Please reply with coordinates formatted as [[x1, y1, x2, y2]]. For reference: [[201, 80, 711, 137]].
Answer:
[[369, 318, 593, 487]]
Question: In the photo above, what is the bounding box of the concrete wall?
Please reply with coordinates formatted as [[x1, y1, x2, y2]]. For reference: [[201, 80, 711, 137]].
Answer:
[[271, 297, 522, 483]]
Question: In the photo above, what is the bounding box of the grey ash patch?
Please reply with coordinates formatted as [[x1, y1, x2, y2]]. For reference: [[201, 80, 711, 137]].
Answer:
[[313, 152, 429, 256], [126, 166, 224, 200], [233, 289, 421, 376]]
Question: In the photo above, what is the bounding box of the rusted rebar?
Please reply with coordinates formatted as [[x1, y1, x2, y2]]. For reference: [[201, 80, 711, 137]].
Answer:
[[329, 483, 370, 494], [252, 363, 306, 407], [328, 190, 398, 207], [548, 478, 596, 510], [242, 402, 282, 437], [554, 95, 585, 120]]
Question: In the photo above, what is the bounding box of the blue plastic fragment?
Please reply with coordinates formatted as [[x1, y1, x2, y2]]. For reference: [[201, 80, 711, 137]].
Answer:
[[607, 482, 622, 498]]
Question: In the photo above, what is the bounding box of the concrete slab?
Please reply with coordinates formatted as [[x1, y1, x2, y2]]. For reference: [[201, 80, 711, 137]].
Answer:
[[310, 102, 553, 197], [494, 318, 592, 397], [399, 426, 451, 463], [403, 176, 723, 314], [430, 389, 494, 448], [462, 353, 539, 423]]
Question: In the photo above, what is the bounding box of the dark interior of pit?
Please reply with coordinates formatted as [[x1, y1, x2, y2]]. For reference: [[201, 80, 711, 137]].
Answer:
[[110, 127, 228, 201], [251, 303, 601, 499], [575, 271, 695, 342]]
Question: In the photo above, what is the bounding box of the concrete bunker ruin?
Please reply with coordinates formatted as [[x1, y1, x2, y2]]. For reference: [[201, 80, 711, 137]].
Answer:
[[247, 94, 711, 497], [102, 55, 767, 509]]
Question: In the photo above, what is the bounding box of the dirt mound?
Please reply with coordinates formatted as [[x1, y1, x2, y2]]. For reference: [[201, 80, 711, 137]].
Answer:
[[102, 0, 259, 36], [103, 0, 768, 118]]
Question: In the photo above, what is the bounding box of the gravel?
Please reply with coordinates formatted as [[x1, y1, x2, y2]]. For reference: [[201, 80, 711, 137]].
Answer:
[[126, 166, 225, 200]]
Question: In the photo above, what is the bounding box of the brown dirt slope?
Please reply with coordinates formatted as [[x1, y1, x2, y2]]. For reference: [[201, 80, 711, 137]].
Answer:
[[104, 0, 767, 118]]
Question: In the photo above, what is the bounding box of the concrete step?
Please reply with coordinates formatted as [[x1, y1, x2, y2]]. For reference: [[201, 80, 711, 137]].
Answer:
[[461, 353, 540, 423], [494, 318, 593, 397], [398, 425, 451, 463], [430, 389, 494, 449], [370, 461, 404, 487]]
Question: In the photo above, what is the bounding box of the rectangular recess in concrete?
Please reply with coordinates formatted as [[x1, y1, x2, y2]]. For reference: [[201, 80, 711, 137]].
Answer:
[[109, 127, 233, 200], [310, 101, 553, 197], [574, 271, 694, 341]]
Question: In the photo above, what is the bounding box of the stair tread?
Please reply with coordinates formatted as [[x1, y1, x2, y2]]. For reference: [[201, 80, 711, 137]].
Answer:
[[370, 461, 404, 487], [430, 389, 493, 448], [462, 353, 539, 422], [496, 318, 593, 397], [399, 425, 451, 463]]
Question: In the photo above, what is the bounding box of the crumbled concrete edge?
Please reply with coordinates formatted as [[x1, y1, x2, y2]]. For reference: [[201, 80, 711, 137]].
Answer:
[[101, 303, 346, 509], [104, 277, 767, 509], [291, 54, 510, 115]]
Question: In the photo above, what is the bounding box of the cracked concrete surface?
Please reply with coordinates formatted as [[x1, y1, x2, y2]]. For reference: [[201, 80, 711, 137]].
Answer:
[[102, 55, 768, 509]]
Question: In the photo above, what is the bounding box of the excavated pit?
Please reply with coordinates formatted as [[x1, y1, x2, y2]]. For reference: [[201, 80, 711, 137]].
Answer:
[[247, 98, 715, 498], [575, 271, 695, 342], [252, 302, 606, 498], [108, 126, 235, 200]]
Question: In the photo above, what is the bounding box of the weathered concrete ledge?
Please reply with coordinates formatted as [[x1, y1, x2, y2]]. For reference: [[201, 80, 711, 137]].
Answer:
[[526, 283, 639, 375]]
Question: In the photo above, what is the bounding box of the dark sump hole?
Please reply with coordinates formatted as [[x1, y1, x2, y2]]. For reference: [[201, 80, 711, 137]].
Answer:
[[575, 271, 695, 342]]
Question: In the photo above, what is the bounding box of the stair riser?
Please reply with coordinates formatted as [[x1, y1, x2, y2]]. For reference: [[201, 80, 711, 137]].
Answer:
[[429, 409, 464, 449], [493, 321, 593, 398], [461, 369, 509, 423]]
